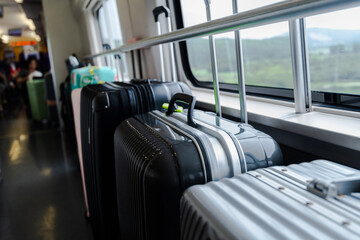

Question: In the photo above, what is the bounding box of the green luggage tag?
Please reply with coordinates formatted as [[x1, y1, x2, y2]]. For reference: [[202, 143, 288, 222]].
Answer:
[[162, 103, 183, 112]]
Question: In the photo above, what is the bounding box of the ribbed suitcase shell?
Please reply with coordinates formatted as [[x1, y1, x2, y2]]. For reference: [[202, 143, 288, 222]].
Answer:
[[81, 82, 191, 239], [180, 160, 360, 240], [114, 109, 282, 240]]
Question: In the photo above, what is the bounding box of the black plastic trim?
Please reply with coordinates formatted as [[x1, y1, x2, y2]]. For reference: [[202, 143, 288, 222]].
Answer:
[[137, 50, 143, 79], [153, 6, 170, 22]]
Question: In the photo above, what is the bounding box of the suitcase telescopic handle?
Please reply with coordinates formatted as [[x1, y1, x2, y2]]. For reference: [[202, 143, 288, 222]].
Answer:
[[166, 93, 197, 127], [153, 6, 170, 22], [153, 6, 171, 82]]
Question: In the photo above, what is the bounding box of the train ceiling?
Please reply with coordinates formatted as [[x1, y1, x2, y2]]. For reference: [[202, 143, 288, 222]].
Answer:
[[0, 0, 44, 44]]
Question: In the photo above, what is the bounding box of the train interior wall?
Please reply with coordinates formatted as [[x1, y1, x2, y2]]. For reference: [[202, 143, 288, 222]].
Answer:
[[42, 0, 91, 100]]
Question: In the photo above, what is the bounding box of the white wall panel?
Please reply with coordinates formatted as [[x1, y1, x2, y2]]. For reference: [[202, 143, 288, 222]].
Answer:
[[42, 0, 87, 111]]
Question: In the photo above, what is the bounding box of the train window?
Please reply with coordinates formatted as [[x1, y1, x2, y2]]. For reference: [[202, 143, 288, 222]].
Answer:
[[97, 0, 123, 49], [178, 0, 294, 98], [235, 0, 284, 12], [176, 0, 360, 108], [96, 0, 128, 80], [306, 7, 360, 96], [181, 0, 237, 84]]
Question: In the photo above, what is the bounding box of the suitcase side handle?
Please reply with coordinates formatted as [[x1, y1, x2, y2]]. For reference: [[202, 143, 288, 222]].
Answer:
[[152, 6, 170, 22], [166, 93, 197, 128]]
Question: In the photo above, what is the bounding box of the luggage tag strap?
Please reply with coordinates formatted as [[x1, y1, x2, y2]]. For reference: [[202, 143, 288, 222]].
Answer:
[[162, 103, 183, 112]]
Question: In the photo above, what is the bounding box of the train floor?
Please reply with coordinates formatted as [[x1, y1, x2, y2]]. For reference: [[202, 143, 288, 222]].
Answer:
[[0, 113, 94, 240]]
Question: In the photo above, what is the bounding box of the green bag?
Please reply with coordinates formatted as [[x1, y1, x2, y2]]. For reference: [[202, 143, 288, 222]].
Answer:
[[27, 79, 49, 121]]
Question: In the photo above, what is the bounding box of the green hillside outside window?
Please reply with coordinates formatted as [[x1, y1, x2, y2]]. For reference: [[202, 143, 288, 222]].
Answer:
[[180, 0, 360, 96], [180, 0, 293, 89], [306, 7, 360, 95]]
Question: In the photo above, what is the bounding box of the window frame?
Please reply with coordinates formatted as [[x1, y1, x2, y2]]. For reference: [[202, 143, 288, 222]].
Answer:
[[173, 0, 360, 111]]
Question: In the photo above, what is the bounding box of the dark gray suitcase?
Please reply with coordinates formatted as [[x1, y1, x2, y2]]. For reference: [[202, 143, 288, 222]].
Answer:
[[114, 93, 283, 239], [81, 81, 191, 240], [181, 160, 360, 240], [44, 73, 59, 124]]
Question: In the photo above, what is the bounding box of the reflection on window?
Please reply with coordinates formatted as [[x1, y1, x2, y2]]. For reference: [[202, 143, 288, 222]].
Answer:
[[97, 0, 123, 48], [306, 7, 360, 95], [97, 0, 128, 80], [180, 0, 293, 89]]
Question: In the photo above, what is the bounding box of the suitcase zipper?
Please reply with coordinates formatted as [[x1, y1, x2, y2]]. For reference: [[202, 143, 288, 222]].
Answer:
[[170, 111, 244, 177], [191, 118, 243, 177], [192, 116, 247, 174]]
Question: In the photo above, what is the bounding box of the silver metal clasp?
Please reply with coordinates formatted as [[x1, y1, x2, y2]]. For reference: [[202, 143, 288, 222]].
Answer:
[[307, 176, 360, 198]]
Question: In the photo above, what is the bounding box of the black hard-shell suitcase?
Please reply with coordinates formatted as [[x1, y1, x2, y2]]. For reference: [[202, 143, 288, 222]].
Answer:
[[60, 79, 74, 130], [114, 93, 283, 239], [44, 73, 59, 124], [80, 81, 191, 239]]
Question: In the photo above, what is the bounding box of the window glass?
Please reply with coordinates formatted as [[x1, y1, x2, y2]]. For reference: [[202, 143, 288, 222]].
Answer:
[[182, 0, 236, 83], [306, 7, 360, 95], [98, 0, 123, 48], [242, 22, 293, 88], [97, 0, 128, 80], [237, 0, 286, 12], [180, 0, 293, 88]]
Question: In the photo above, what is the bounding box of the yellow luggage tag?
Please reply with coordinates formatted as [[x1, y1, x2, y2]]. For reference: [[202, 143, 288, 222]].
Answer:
[[89, 66, 100, 75], [162, 103, 183, 112]]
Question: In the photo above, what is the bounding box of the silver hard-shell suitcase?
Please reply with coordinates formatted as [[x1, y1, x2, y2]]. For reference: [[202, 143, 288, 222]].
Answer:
[[114, 93, 282, 239], [180, 160, 360, 240], [152, 93, 283, 178]]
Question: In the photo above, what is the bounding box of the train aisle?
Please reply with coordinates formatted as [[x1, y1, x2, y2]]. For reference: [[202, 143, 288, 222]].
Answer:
[[0, 114, 93, 240]]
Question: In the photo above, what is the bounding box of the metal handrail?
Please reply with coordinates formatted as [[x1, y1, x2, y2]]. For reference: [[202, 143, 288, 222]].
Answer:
[[84, 0, 360, 59]]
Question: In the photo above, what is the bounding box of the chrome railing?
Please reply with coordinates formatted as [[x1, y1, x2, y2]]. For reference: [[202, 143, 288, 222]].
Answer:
[[85, 0, 360, 58], [85, 0, 360, 118]]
